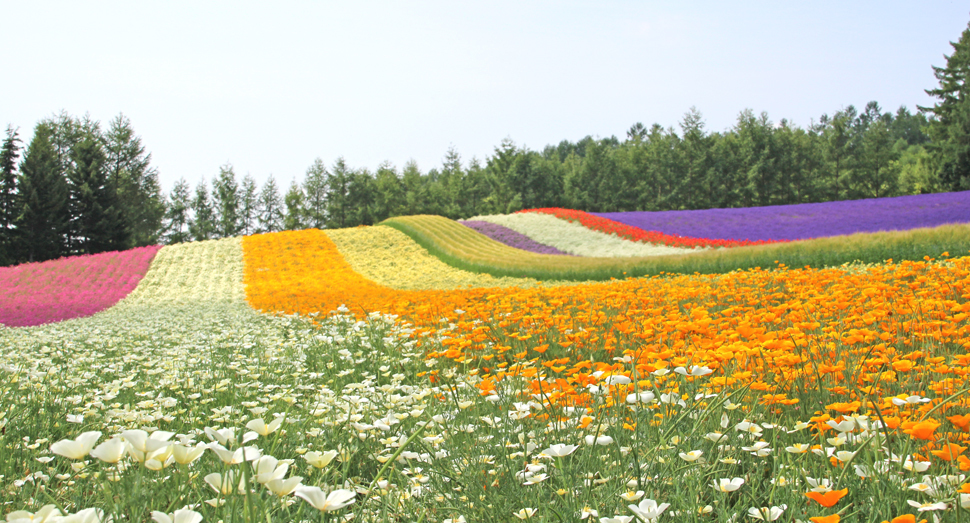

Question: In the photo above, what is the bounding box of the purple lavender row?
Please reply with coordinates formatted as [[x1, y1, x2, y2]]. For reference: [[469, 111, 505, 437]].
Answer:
[[459, 221, 574, 256], [593, 191, 970, 242]]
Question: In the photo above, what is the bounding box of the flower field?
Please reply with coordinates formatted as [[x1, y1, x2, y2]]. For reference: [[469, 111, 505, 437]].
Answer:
[[0, 245, 160, 327], [592, 190, 970, 242], [5, 195, 970, 522], [464, 213, 703, 257], [459, 220, 573, 256]]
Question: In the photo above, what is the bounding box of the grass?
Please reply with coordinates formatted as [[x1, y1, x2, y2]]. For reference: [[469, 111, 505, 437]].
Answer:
[[381, 215, 970, 280]]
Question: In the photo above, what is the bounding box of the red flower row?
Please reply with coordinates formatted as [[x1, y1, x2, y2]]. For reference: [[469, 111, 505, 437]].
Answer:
[[516, 208, 783, 249]]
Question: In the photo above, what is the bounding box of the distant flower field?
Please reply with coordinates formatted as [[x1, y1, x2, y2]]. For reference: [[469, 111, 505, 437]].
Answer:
[[0, 245, 160, 327], [593, 190, 970, 242]]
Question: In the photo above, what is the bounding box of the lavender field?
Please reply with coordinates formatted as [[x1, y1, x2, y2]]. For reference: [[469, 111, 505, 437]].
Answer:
[[594, 191, 970, 241], [459, 220, 573, 255]]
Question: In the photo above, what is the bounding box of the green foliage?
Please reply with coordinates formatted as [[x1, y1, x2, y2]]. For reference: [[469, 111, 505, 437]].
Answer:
[[923, 19, 970, 190], [0, 126, 21, 265], [164, 178, 191, 243], [68, 136, 128, 254], [189, 180, 215, 241], [212, 163, 240, 238], [103, 114, 165, 248], [16, 123, 69, 262], [257, 176, 284, 233]]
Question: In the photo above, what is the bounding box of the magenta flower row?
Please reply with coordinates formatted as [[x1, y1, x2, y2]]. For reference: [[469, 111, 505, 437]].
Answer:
[[0, 245, 162, 327]]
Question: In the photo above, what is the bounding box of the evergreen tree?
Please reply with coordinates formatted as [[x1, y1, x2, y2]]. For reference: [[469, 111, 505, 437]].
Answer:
[[283, 180, 306, 231], [303, 159, 328, 228], [324, 158, 352, 229], [238, 174, 258, 236], [922, 19, 970, 190], [103, 114, 165, 247], [212, 163, 240, 237], [69, 136, 128, 254], [164, 178, 191, 243], [16, 123, 69, 262], [0, 126, 21, 265], [189, 180, 215, 241], [257, 176, 284, 233]]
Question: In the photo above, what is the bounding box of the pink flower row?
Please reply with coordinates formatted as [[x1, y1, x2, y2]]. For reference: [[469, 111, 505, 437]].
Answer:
[[0, 246, 162, 327]]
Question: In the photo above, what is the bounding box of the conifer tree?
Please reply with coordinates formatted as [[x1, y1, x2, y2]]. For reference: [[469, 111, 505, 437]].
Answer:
[[69, 136, 128, 253], [283, 180, 305, 231], [922, 19, 970, 189], [189, 180, 215, 241], [238, 174, 258, 236], [0, 126, 21, 265], [103, 114, 165, 247], [164, 178, 191, 243], [16, 123, 69, 262], [212, 163, 240, 237], [257, 176, 284, 233]]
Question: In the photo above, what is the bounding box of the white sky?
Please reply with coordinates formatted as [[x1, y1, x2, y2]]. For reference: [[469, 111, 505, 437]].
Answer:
[[3, 1, 967, 192]]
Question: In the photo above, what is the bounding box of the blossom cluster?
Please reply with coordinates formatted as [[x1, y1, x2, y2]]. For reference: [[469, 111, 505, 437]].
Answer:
[[459, 220, 574, 256], [520, 207, 778, 248], [0, 245, 160, 327], [593, 190, 970, 242], [465, 213, 703, 257]]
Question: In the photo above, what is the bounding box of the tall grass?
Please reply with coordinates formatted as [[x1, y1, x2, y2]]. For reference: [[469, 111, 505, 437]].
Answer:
[[381, 215, 970, 280]]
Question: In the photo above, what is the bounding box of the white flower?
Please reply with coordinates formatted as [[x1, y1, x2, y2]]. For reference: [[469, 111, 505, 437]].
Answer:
[[304, 450, 338, 468], [620, 491, 645, 502], [90, 437, 127, 463], [674, 365, 712, 377], [5, 504, 62, 523], [50, 431, 102, 460], [785, 443, 810, 454], [600, 517, 635, 523], [747, 505, 786, 521], [604, 375, 632, 385], [513, 508, 538, 519], [628, 498, 670, 522], [907, 500, 948, 512], [151, 509, 204, 523], [580, 506, 599, 519], [585, 435, 614, 446], [712, 477, 744, 492], [542, 444, 578, 457], [294, 486, 356, 511], [679, 450, 703, 462], [626, 392, 656, 404]]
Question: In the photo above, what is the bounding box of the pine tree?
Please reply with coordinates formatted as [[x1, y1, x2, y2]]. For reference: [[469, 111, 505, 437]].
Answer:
[[257, 176, 284, 233], [284, 180, 305, 231], [69, 136, 128, 254], [103, 114, 165, 247], [922, 19, 970, 190], [164, 178, 191, 243], [0, 126, 21, 265], [16, 123, 69, 262], [238, 174, 258, 236], [189, 180, 215, 241], [212, 163, 240, 237], [303, 159, 328, 228]]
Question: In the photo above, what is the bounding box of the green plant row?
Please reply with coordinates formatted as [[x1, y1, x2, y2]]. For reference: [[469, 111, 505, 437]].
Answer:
[[380, 215, 970, 280]]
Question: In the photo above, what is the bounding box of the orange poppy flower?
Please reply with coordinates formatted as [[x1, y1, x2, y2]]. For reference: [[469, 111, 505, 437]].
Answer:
[[949, 414, 970, 432], [930, 442, 966, 461], [902, 420, 941, 441], [810, 516, 840, 523], [805, 488, 848, 507]]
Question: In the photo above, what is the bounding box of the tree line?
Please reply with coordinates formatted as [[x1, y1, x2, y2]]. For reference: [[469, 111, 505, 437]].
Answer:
[[3, 19, 969, 264], [0, 113, 164, 265]]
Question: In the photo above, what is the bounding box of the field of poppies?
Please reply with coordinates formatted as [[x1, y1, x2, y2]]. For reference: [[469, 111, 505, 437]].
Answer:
[[3, 193, 970, 522]]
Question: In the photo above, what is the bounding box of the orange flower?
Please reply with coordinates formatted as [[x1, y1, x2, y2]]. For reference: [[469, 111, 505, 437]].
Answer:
[[930, 442, 966, 461], [949, 413, 970, 431], [879, 516, 926, 523], [805, 488, 848, 508], [810, 516, 840, 523], [902, 420, 941, 441]]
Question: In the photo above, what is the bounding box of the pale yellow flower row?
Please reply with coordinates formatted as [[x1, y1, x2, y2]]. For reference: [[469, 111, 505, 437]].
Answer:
[[325, 226, 547, 290]]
